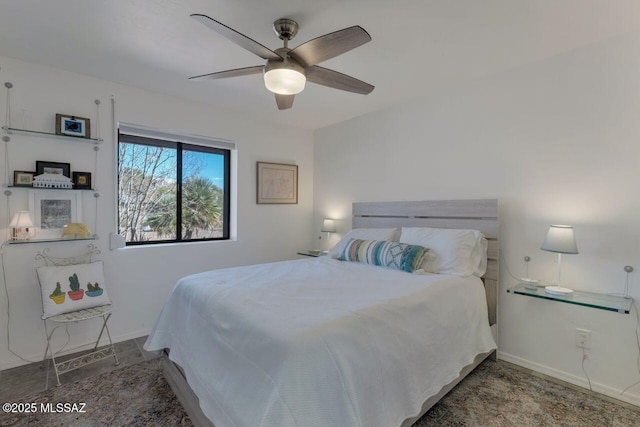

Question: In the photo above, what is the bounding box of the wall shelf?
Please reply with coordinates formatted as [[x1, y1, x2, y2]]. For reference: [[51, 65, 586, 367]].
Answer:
[[507, 283, 632, 314], [5, 236, 98, 245], [2, 126, 102, 144], [4, 185, 96, 191], [297, 251, 326, 258], [2, 84, 102, 249]]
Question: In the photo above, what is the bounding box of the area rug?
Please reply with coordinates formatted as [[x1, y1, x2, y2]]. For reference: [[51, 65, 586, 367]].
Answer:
[[0, 358, 189, 427], [415, 361, 639, 427], [1, 358, 638, 426]]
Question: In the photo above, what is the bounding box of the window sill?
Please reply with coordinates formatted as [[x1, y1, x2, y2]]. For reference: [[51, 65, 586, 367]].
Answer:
[[120, 238, 236, 249]]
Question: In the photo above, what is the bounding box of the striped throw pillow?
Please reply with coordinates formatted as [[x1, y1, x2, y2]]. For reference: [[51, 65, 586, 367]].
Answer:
[[339, 239, 429, 273]]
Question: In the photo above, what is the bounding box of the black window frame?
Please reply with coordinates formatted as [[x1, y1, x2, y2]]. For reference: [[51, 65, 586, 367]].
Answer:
[[118, 132, 231, 246]]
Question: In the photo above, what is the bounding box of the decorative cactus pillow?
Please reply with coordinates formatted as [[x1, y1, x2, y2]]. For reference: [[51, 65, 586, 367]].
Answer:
[[37, 261, 111, 319]]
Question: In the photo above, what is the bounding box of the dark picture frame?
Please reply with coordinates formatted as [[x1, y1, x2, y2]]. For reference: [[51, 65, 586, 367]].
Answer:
[[55, 114, 91, 138], [256, 162, 298, 204], [13, 170, 35, 187], [72, 171, 92, 189], [36, 161, 71, 178]]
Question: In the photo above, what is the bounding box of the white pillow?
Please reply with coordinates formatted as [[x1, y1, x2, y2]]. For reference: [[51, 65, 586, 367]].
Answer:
[[328, 228, 399, 259], [473, 236, 489, 277], [37, 261, 111, 319], [399, 227, 486, 277]]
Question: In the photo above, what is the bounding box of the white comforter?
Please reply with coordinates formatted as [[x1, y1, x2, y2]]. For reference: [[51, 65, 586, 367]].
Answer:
[[145, 257, 496, 427]]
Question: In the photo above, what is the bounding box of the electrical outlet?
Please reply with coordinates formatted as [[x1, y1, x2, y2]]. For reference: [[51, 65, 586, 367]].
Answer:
[[575, 328, 591, 349]]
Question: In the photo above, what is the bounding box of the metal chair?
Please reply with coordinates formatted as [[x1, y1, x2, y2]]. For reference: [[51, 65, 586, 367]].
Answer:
[[37, 244, 119, 386]]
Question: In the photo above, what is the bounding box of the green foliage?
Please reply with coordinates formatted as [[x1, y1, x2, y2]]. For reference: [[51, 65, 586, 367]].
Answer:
[[50, 282, 64, 297], [147, 177, 222, 240], [68, 273, 80, 292], [87, 282, 102, 292], [144, 185, 177, 238]]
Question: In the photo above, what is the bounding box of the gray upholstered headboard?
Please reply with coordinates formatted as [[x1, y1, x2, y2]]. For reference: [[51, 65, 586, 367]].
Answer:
[[352, 199, 499, 328]]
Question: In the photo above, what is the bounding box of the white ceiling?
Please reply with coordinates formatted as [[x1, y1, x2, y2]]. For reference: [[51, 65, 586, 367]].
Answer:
[[1, 0, 639, 130]]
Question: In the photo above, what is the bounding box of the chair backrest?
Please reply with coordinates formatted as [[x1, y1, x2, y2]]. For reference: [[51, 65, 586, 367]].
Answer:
[[35, 244, 101, 267], [35, 244, 110, 319]]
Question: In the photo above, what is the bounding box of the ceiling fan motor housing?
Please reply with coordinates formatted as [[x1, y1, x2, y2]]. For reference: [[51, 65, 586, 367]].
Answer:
[[273, 18, 299, 41]]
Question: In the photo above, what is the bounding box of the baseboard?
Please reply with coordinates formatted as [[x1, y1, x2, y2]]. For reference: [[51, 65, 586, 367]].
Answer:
[[498, 351, 640, 407], [0, 327, 151, 371]]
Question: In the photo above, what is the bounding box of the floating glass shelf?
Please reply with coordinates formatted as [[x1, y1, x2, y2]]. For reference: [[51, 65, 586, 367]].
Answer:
[[4, 185, 95, 191], [6, 236, 98, 245], [2, 126, 102, 144], [297, 251, 326, 258], [507, 283, 632, 314]]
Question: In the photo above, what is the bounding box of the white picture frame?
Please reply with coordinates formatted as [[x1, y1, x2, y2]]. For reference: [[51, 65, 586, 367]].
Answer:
[[29, 190, 82, 239]]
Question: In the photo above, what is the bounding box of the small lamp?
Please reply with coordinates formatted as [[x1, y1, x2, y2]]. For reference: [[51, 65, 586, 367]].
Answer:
[[541, 225, 578, 295], [9, 211, 34, 241], [321, 218, 336, 252]]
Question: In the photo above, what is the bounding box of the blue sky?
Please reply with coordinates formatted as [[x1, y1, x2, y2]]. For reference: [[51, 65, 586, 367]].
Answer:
[[187, 151, 224, 187], [120, 143, 225, 188]]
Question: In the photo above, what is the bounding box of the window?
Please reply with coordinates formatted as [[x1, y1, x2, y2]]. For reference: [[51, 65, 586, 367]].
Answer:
[[118, 126, 232, 245]]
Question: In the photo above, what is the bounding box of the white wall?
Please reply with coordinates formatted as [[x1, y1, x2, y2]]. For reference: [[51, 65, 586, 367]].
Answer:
[[0, 55, 314, 370], [314, 32, 640, 405]]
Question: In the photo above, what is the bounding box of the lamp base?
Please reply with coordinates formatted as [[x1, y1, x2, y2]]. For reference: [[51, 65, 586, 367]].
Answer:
[[545, 286, 574, 296], [11, 228, 31, 241]]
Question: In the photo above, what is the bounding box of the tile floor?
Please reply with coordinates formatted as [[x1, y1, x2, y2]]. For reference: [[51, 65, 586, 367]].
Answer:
[[0, 336, 160, 403]]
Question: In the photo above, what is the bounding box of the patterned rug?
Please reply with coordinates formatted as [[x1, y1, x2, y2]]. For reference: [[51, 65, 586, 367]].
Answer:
[[1, 358, 638, 426], [416, 361, 639, 427]]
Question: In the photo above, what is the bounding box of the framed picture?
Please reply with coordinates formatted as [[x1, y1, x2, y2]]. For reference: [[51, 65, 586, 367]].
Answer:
[[256, 162, 298, 204], [29, 190, 82, 239], [72, 171, 92, 189], [36, 161, 71, 178], [13, 170, 35, 187], [55, 114, 91, 138]]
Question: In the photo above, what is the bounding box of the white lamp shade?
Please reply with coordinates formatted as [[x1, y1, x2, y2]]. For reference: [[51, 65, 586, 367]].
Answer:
[[9, 211, 33, 228], [321, 218, 336, 233], [541, 225, 578, 254], [264, 68, 306, 95]]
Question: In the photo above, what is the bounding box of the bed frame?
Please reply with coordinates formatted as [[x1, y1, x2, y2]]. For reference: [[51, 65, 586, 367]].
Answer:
[[162, 199, 499, 427]]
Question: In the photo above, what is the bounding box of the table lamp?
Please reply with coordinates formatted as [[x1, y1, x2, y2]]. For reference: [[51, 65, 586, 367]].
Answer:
[[321, 218, 336, 252], [9, 211, 34, 241], [541, 225, 578, 295]]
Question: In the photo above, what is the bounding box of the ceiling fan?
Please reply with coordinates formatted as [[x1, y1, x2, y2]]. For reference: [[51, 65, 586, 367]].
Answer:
[[189, 14, 375, 110]]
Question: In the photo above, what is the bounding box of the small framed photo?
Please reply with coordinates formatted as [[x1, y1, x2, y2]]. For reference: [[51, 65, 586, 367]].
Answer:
[[36, 161, 71, 178], [72, 171, 92, 189], [256, 162, 298, 204], [55, 114, 91, 138], [13, 170, 35, 187]]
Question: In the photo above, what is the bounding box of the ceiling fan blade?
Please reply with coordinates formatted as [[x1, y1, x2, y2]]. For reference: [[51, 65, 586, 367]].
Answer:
[[288, 26, 371, 68], [191, 14, 281, 61], [306, 66, 374, 95], [275, 94, 294, 110], [189, 66, 265, 81]]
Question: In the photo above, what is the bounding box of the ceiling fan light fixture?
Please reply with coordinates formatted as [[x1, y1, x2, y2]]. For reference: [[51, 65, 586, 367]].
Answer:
[[264, 68, 306, 95]]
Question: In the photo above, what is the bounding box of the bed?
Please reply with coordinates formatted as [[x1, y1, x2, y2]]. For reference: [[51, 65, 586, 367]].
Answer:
[[145, 199, 499, 427]]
